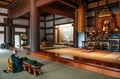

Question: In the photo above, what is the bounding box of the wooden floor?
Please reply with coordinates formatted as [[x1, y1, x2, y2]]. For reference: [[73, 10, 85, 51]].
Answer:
[[43, 48, 120, 63], [30, 48, 120, 78]]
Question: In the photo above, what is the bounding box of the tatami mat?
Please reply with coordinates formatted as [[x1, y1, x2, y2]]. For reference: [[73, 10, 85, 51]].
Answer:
[[0, 49, 117, 79]]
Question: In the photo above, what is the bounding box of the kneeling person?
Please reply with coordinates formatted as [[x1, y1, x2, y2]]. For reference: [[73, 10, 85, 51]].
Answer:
[[3, 49, 23, 73]]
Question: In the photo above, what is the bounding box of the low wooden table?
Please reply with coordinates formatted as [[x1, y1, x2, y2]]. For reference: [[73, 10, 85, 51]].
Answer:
[[23, 58, 44, 76]]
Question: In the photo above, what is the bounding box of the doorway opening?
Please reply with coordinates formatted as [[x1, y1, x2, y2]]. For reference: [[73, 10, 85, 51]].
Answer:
[[0, 34, 4, 44], [55, 23, 73, 46], [15, 34, 24, 48]]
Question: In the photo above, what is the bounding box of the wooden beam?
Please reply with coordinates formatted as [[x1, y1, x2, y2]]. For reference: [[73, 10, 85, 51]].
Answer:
[[0, 22, 29, 28], [41, 6, 74, 18], [16, 16, 29, 20], [7, 0, 19, 8], [1, 0, 11, 3], [8, 0, 76, 19], [0, 5, 6, 8], [40, 27, 53, 29], [0, 13, 8, 16], [55, 22, 73, 25], [36, 0, 57, 7], [45, 27, 54, 29], [0, 31, 4, 33], [46, 33, 54, 35], [15, 32, 26, 34], [12, 24, 29, 28], [16, 16, 45, 22], [46, 17, 66, 22], [87, 2, 119, 11], [8, 0, 30, 18], [0, 22, 7, 26], [57, 0, 76, 8], [8, 0, 57, 18]]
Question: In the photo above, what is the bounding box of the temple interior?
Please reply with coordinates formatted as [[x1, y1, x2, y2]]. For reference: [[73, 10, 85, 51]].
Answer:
[[0, 0, 120, 79]]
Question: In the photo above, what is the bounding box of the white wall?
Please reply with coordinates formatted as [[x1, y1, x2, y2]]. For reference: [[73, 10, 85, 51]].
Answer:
[[40, 22, 44, 27], [15, 28, 26, 32], [0, 34, 4, 44], [0, 15, 7, 23], [55, 15, 63, 18], [0, 8, 8, 23], [46, 29, 53, 33], [45, 14, 74, 28], [46, 15, 53, 27], [46, 21, 53, 27], [13, 19, 29, 25], [0, 8, 8, 13], [0, 27, 4, 31], [55, 18, 73, 25], [13, 16, 45, 26], [46, 15, 53, 20]]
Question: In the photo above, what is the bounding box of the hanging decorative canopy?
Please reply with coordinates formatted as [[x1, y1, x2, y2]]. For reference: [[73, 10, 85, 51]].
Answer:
[[98, 7, 112, 18]]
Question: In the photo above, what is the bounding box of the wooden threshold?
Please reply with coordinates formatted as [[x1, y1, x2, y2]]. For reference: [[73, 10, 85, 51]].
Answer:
[[30, 51, 120, 78]]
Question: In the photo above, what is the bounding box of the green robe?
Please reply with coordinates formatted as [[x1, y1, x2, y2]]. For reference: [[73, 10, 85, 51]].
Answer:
[[5, 54, 23, 73]]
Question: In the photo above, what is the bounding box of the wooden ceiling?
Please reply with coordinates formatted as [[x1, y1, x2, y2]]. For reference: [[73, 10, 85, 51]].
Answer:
[[0, 0, 100, 8], [57, 0, 100, 8], [0, 0, 16, 8], [40, 0, 100, 17], [4, 0, 100, 18]]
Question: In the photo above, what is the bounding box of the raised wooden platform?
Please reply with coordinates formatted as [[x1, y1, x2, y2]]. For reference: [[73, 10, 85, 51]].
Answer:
[[30, 48, 120, 78]]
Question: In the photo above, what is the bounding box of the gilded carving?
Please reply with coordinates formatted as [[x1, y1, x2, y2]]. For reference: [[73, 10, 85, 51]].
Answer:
[[97, 7, 116, 33]]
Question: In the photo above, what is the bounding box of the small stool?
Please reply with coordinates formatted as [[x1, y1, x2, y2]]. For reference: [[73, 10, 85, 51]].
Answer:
[[31, 62, 44, 76], [23, 58, 44, 76], [23, 59, 32, 73]]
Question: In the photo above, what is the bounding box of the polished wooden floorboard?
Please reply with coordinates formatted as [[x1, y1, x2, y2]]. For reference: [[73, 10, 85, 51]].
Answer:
[[30, 50, 120, 78]]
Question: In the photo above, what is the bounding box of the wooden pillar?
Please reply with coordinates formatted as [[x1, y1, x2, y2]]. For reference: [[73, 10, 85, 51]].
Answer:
[[30, 0, 40, 52], [44, 16, 46, 37], [12, 27, 15, 47], [26, 27, 30, 45], [4, 26, 6, 43], [26, 13, 30, 45], [77, 4, 86, 33], [74, 2, 87, 48], [74, 10, 78, 47], [6, 19, 12, 46], [53, 14, 55, 44]]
